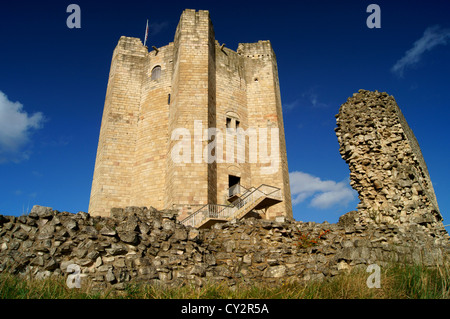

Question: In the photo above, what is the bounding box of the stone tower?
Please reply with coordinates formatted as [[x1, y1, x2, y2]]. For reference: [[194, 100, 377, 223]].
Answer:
[[89, 9, 292, 225]]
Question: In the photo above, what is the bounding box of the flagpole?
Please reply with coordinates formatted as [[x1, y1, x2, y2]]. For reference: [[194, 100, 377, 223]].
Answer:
[[144, 19, 149, 47]]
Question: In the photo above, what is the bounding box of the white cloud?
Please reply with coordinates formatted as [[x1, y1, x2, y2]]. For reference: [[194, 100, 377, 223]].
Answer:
[[284, 90, 327, 112], [391, 25, 450, 77], [303, 91, 328, 108], [289, 171, 356, 209], [0, 91, 45, 163], [284, 98, 300, 111]]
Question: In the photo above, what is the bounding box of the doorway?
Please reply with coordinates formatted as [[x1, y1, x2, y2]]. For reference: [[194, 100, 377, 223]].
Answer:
[[228, 175, 241, 197]]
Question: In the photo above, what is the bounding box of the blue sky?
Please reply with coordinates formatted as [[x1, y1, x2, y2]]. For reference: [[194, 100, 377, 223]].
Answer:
[[0, 1, 449, 224]]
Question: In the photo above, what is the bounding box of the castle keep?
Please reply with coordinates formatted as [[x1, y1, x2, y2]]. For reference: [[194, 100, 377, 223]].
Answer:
[[89, 9, 293, 226]]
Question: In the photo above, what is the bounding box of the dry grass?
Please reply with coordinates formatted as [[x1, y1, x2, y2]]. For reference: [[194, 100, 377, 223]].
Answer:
[[1, 263, 448, 299]]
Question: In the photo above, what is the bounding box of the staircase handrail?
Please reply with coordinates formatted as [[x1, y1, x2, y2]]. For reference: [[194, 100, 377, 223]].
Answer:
[[228, 183, 251, 198], [180, 203, 230, 227], [181, 184, 282, 228]]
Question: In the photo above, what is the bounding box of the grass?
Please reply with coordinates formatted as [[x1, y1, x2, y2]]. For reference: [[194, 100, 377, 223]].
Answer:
[[0, 273, 106, 299], [0, 263, 448, 299]]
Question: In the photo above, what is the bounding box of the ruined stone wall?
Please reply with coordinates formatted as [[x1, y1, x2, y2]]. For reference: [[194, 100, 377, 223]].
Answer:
[[335, 90, 446, 241], [0, 206, 448, 291]]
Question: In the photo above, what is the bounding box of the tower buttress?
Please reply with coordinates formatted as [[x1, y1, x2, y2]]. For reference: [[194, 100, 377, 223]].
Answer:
[[89, 37, 147, 217]]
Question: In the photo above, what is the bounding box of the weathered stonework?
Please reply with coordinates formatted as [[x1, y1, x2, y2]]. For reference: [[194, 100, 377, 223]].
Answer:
[[335, 90, 448, 242], [89, 9, 292, 221], [0, 205, 448, 291]]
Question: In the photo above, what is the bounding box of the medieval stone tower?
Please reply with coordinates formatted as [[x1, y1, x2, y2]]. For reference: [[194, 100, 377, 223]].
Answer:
[[89, 9, 292, 227]]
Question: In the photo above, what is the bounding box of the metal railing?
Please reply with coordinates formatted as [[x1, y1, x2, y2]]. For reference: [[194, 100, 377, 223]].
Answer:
[[180, 184, 282, 228], [255, 184, 282, 200], [232, 189, 264, 217], [180, 204, 231, 228], [228, 183, 253, 198], [228, 183, 240, 197]]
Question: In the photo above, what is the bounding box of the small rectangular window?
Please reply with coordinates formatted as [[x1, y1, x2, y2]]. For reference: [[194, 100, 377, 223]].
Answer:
[[236, 120, 240, 129]]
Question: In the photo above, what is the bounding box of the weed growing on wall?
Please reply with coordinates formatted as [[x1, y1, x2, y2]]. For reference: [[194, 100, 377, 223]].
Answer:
[[295, 229, 330, 249]]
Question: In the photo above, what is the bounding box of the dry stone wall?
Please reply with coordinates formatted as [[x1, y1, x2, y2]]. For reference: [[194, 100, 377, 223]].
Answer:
[[0, 205, 448, 291]]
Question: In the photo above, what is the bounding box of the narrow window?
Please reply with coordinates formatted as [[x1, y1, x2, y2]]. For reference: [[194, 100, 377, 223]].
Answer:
[[151, 66, 161, 80], [226, 117, 232, 129], [236, 120, 240, 129], [168, 94, 171, 105]]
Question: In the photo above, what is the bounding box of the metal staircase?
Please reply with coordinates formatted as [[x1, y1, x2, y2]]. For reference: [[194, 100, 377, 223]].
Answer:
[[180, 184, 282, 229]]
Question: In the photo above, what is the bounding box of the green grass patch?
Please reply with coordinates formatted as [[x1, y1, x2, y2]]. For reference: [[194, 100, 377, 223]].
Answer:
[[1, 263, 448, 299]]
